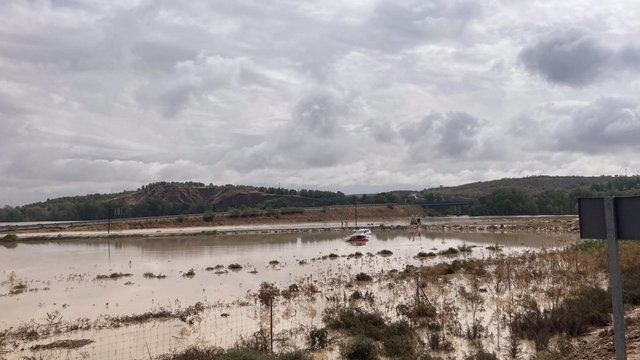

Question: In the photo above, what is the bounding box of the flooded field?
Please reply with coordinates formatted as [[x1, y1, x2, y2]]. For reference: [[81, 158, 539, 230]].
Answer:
[[0, 230, 577, 359]]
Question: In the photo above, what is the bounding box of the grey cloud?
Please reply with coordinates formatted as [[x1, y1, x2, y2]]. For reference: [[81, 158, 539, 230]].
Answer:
[[519, 29, 640, 86], [438, 112, 479, 156], [360, 0, 482, 51], [229, 92, 354, 170], [554, 97, 640, 153], [519, 29, 611, 86], [1, 0, 640, 205], [367, 120, 397, 143], [401, 111, 483, 162], [292, 93, 347, 138], [619, 45, 640, 69]]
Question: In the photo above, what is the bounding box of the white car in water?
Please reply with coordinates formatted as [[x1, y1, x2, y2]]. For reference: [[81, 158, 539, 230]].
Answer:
[[346, 228, 372, 242]]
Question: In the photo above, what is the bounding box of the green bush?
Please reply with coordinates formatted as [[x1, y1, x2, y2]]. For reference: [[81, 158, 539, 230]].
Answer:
[[228, 208, 242, 218], [416, 252, 436, 258], [381, 321, 416, 358], [355, 273, 373, 282], [202, 211, 216, 222], [510, 286, 610, 350], [464, 349, 497, 360], [323, 308, 387, 340], [275, 351, 310, 360], [438, 247, 459, 256], [307, 327, 328, 350], [340, 336, 379, 360], [1, 234, 18, 242], [280, 207, 304, 215]]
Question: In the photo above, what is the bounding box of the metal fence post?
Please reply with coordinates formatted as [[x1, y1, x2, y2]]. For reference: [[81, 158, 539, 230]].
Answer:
[[270, 301, 274, 353], [415, 273, 420, 303], [604, 197, 627, 360]]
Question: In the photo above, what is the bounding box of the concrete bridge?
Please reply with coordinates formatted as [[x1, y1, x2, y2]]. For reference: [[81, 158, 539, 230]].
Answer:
[[418, 199, 474, 215]]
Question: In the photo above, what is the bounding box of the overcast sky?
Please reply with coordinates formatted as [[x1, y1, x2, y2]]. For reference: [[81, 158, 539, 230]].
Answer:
[[1, 0, 640, 205]]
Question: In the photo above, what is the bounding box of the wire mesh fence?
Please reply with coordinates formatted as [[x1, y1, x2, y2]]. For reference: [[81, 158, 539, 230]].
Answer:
[[15, 277, 422, 360]]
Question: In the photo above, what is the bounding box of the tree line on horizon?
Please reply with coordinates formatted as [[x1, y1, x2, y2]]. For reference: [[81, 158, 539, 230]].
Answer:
[[1, 177, 639, 222]]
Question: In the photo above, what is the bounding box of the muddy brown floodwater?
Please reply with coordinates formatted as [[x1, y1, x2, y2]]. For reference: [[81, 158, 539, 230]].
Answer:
[[0, 230, 576, 359]]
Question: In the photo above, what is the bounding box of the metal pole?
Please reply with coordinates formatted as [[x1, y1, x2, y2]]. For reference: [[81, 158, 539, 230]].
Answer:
[[415, 273, 420, 303], [107, 207, 111, 234], [604, 197, 627, 360], [270, 300, 274, 353]]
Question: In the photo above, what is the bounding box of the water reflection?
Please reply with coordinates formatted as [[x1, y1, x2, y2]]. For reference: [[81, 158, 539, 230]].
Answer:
[[0, 230, 575, 329]]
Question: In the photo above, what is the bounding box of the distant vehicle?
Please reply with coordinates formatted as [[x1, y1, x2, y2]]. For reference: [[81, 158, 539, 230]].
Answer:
[[346, 228, 371, 242]]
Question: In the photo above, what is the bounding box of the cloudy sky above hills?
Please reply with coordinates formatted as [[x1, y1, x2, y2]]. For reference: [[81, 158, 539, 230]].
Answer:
[[1, 0, 640, 205]]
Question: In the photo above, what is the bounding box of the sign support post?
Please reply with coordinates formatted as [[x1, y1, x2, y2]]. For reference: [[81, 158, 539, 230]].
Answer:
[[604, 197, 627, 360]]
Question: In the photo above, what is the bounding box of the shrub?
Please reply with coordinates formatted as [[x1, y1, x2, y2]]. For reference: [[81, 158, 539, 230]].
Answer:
[[340, 335, 379, 360], [571, 240, 605, 252], [202, 211, 216, 222], [96, 272, 132, 280], [218, 348, 269, 360], [623, 271, 640, 305], [427, 332, 453, 352], [397, 302, 437, 320], [438, 247, 459, 256], [182, 269, 195, 278], [510, 286, 610, 350], [323, 308, 387, 340], [235, 329, 270, 352], [143, 272, 166, 279], [307, 327, 328, 350], [377, 249, 393, 256], [176, 215, 186, 223], [381, 321, 416, 358], [228, 264, 243, 270], [552, 286, 610, 336], [350, 290, 363, 301], [280, 207, 304, 215], [228, 208, 242, 218], [158, 346, 310, 360], [417, 252, 436, 258], [258, 282, 280, 306], [2, 234, 18, 242], [157, 345, 224, 360], [276, 351, 310, 360], [355, 272, 373, 282], [464, 349, 498, 360]]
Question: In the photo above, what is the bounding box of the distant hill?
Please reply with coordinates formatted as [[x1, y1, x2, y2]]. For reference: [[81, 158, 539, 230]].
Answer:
[[2, 175, 639, 221], [0, 182, 346, 222], [421, 176, 620, 198]]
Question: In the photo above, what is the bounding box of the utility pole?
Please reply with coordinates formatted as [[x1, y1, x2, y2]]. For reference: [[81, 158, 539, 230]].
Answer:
[[107, 206, 112, 234], [604, 197, 627, 360]]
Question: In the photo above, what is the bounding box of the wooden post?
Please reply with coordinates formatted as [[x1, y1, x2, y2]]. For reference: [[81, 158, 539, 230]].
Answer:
[[604, 197, 627, 360]]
